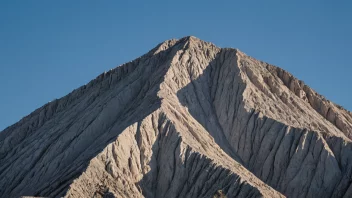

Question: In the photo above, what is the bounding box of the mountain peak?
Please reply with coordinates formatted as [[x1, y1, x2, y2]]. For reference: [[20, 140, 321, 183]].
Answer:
[[177, 35, 201, 42], [1, 37, 351, 198]]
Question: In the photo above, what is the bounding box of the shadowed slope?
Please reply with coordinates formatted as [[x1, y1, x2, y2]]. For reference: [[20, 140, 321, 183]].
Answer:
[[62, 37, 282, 198], [172, 37, 352, 197], [0, 37, 282, 198], [1, 36, 351, 198]]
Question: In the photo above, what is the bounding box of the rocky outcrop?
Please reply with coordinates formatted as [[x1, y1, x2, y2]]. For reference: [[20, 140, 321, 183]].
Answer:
[[0, 36, 351, 198]]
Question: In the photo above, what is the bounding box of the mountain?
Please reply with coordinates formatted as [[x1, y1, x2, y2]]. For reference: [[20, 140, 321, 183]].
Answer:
[[1, 36, 352, 198]]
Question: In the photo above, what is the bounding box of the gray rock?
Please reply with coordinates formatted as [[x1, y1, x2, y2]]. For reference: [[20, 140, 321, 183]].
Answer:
[[0, 36, 350, 198]]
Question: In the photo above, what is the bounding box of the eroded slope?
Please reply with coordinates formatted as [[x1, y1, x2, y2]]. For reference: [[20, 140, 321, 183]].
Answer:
[[1, 36, 351, 198], [0, 37, 282, 198], [65, 109, 282, 198]]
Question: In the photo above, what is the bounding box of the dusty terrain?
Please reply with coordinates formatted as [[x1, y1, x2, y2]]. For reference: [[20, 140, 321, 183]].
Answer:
[[1, 36, 352, 198]]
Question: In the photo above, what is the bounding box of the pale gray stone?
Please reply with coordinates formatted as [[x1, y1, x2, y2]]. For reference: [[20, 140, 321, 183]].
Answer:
[[0, 36, 351, 198]]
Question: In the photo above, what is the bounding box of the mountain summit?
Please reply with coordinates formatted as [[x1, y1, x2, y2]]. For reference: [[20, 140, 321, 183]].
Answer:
[[1, 36, 352, 198]]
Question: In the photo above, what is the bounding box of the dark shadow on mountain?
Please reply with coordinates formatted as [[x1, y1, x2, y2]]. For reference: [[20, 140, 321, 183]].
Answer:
[[175, 49, 244, 164], [173, 48, 352, 198], [136, 119, 262, 198]]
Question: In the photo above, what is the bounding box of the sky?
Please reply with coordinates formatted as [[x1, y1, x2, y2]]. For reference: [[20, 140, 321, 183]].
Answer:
[[0, 0, 351, 131]]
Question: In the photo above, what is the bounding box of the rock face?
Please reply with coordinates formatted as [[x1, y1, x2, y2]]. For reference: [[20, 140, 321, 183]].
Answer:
[[0, 36, 351, 198]]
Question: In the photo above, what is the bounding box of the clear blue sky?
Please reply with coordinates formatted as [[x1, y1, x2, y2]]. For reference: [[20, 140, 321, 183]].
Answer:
[[0, 0, 351, 131]]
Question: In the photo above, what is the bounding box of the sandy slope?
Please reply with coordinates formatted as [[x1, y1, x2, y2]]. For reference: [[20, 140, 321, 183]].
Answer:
[[1, 36, 352, 198]]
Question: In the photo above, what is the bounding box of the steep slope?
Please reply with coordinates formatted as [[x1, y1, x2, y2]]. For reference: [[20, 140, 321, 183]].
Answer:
[[0, 36, 351, 198], [0, 37, 281, 198], [171, 43, 352, 197]]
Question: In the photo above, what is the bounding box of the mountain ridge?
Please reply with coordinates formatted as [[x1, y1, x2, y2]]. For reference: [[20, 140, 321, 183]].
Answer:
[[2, 36, 350, 137], [1, 36, 352, 198]]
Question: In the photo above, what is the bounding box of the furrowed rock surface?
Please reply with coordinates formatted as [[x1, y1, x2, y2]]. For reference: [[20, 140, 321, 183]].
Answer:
[[0, 36, 351, 198]]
